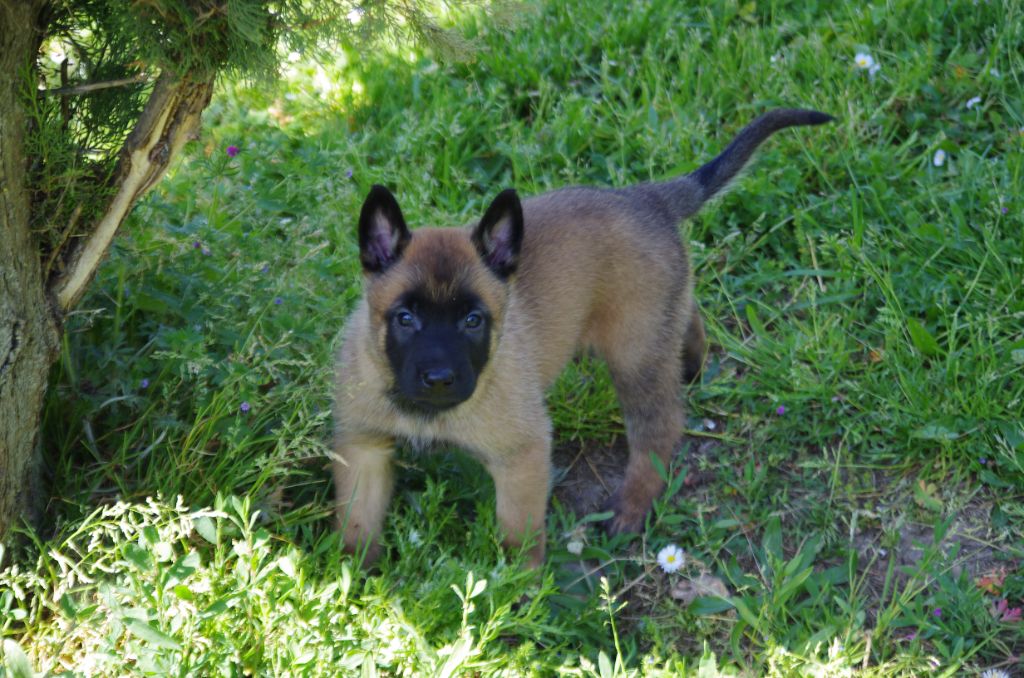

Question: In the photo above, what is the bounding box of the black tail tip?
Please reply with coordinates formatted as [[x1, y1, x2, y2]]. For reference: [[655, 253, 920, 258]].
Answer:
[[805, 110, 835, 125], [762, 108, 835, 129]]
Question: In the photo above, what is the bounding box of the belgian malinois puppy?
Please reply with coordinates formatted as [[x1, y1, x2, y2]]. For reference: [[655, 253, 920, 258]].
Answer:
[[333, 108, 832, 567]]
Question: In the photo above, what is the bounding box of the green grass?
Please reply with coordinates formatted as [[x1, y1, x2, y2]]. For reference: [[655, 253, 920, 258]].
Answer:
[[3, 0, 1024, 674]]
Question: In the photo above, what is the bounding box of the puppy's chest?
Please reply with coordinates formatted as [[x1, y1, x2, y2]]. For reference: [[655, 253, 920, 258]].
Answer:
[[385, 391, 526, 460], [387, 408, 482, 454], [399, 433, 444, 456]]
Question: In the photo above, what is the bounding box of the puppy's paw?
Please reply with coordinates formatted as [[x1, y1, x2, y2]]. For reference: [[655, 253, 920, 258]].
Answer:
[[601, 492, 646, 536]]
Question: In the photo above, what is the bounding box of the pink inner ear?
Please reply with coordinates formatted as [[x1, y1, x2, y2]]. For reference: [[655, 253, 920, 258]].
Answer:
[[486, 217, 513, 267], [368, 231, 395, 267], [368, 214, 398, 267]]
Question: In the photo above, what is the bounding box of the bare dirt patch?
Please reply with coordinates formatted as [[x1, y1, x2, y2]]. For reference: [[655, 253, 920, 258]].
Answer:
[[551, 430, 723, 518], [550, 429, 1018, 643]]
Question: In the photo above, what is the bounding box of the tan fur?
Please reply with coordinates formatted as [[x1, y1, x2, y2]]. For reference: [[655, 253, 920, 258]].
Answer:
[[333, 193, 694, 567], [333, 108, 831, 567]]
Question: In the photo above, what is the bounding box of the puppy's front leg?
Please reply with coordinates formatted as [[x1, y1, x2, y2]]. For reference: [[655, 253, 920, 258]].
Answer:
[[333, 432, 395, 564], [484, 441, 551, 568]]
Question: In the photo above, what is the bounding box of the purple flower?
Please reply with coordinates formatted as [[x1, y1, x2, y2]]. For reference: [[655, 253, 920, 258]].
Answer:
[[240, 401, 251, 413], [933, 607, 942, 617], [274, 296, 283, 305], [193, 240, 201, 249], [775, 405, 786, 416], [1001, 206, 1009, 215], [226, 145, 240, 158], [979, 457, 987, 465], [260, 264, 269, 274], [345, 168, 354, 178], [139, 378, 150, 389]]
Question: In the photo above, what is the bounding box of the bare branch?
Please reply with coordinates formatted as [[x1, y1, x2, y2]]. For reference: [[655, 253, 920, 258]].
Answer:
[[42, 73, 150, 97], [52, 71, 213, 311]]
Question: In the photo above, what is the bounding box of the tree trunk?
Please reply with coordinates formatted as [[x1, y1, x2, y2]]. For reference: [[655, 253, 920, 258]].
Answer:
[[1, 0, 59, 536], [1, 1, 215, 538]]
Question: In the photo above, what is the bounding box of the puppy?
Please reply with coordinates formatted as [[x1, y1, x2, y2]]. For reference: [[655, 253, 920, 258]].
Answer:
[[333, 108, 832, 566]]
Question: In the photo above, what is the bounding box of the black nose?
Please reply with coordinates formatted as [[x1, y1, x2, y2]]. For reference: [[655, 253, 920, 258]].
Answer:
[[420, 367, 455, 390]]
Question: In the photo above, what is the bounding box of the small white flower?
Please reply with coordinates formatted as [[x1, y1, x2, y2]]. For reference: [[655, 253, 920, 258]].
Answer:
[[770, 52, 782, 64], [932, 149, 947, 167], [656, 544, 685, 573], [153, 541, 174, 562], [980, 669, 1011, 678], [408, 529, 422, 546], [566, 539, 584, 556], [966, 96, 982, 110], [854, 52, 876, 70]]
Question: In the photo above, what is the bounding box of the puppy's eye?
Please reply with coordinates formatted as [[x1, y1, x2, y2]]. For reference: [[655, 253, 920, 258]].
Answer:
[[396, 311, 416, 327], [464, 311, 484, 329]]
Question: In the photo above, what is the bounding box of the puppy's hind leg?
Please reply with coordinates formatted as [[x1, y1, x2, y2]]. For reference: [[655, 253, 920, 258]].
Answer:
[[604, 358, 686, 535], [681, 298, 707, 385]]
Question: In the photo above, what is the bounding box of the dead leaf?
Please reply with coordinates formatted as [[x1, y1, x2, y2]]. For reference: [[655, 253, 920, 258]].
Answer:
[[670, 573, 730, 605]]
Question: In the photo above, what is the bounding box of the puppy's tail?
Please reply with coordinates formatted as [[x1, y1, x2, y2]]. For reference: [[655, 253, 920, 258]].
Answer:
[[657, 108, 833, 221]]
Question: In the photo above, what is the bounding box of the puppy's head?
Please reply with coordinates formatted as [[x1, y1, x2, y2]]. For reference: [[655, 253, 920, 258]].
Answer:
[[357, 185, 523, 416]]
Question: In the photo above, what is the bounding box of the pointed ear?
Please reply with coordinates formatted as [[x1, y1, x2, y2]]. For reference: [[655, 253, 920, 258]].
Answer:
[[358, 185, 411, 274], [471, 189, 524, 279]]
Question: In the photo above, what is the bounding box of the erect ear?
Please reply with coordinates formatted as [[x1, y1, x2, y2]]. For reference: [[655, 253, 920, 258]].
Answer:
[[471, 189, 524, 279], [358, 185, 411, 274]]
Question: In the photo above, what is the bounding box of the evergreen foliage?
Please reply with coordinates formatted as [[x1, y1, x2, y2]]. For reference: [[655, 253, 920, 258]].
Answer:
[[26, 0, 489, 276]]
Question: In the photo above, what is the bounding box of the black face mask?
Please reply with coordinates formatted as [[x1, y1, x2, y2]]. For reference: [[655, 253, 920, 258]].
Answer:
[[385, 288, 491, 416]]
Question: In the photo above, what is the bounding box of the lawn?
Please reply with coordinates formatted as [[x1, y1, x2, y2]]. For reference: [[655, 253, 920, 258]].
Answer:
[[2, 0, 1023, 675]]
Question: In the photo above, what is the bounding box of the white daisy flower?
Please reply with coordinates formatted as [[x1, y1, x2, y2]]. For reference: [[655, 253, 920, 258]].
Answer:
[[656, 544, 686, 573], [854, 52, 876, 70], [933, 149, 947, 167], [567, 539, 584, 556], [966, 96, 982, 110], [980, 669, 1011, 678]]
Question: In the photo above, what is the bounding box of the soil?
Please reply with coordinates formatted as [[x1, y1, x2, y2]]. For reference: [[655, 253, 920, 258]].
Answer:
[[551, 431, 723, 518], [550, 427, 1014, 631]]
